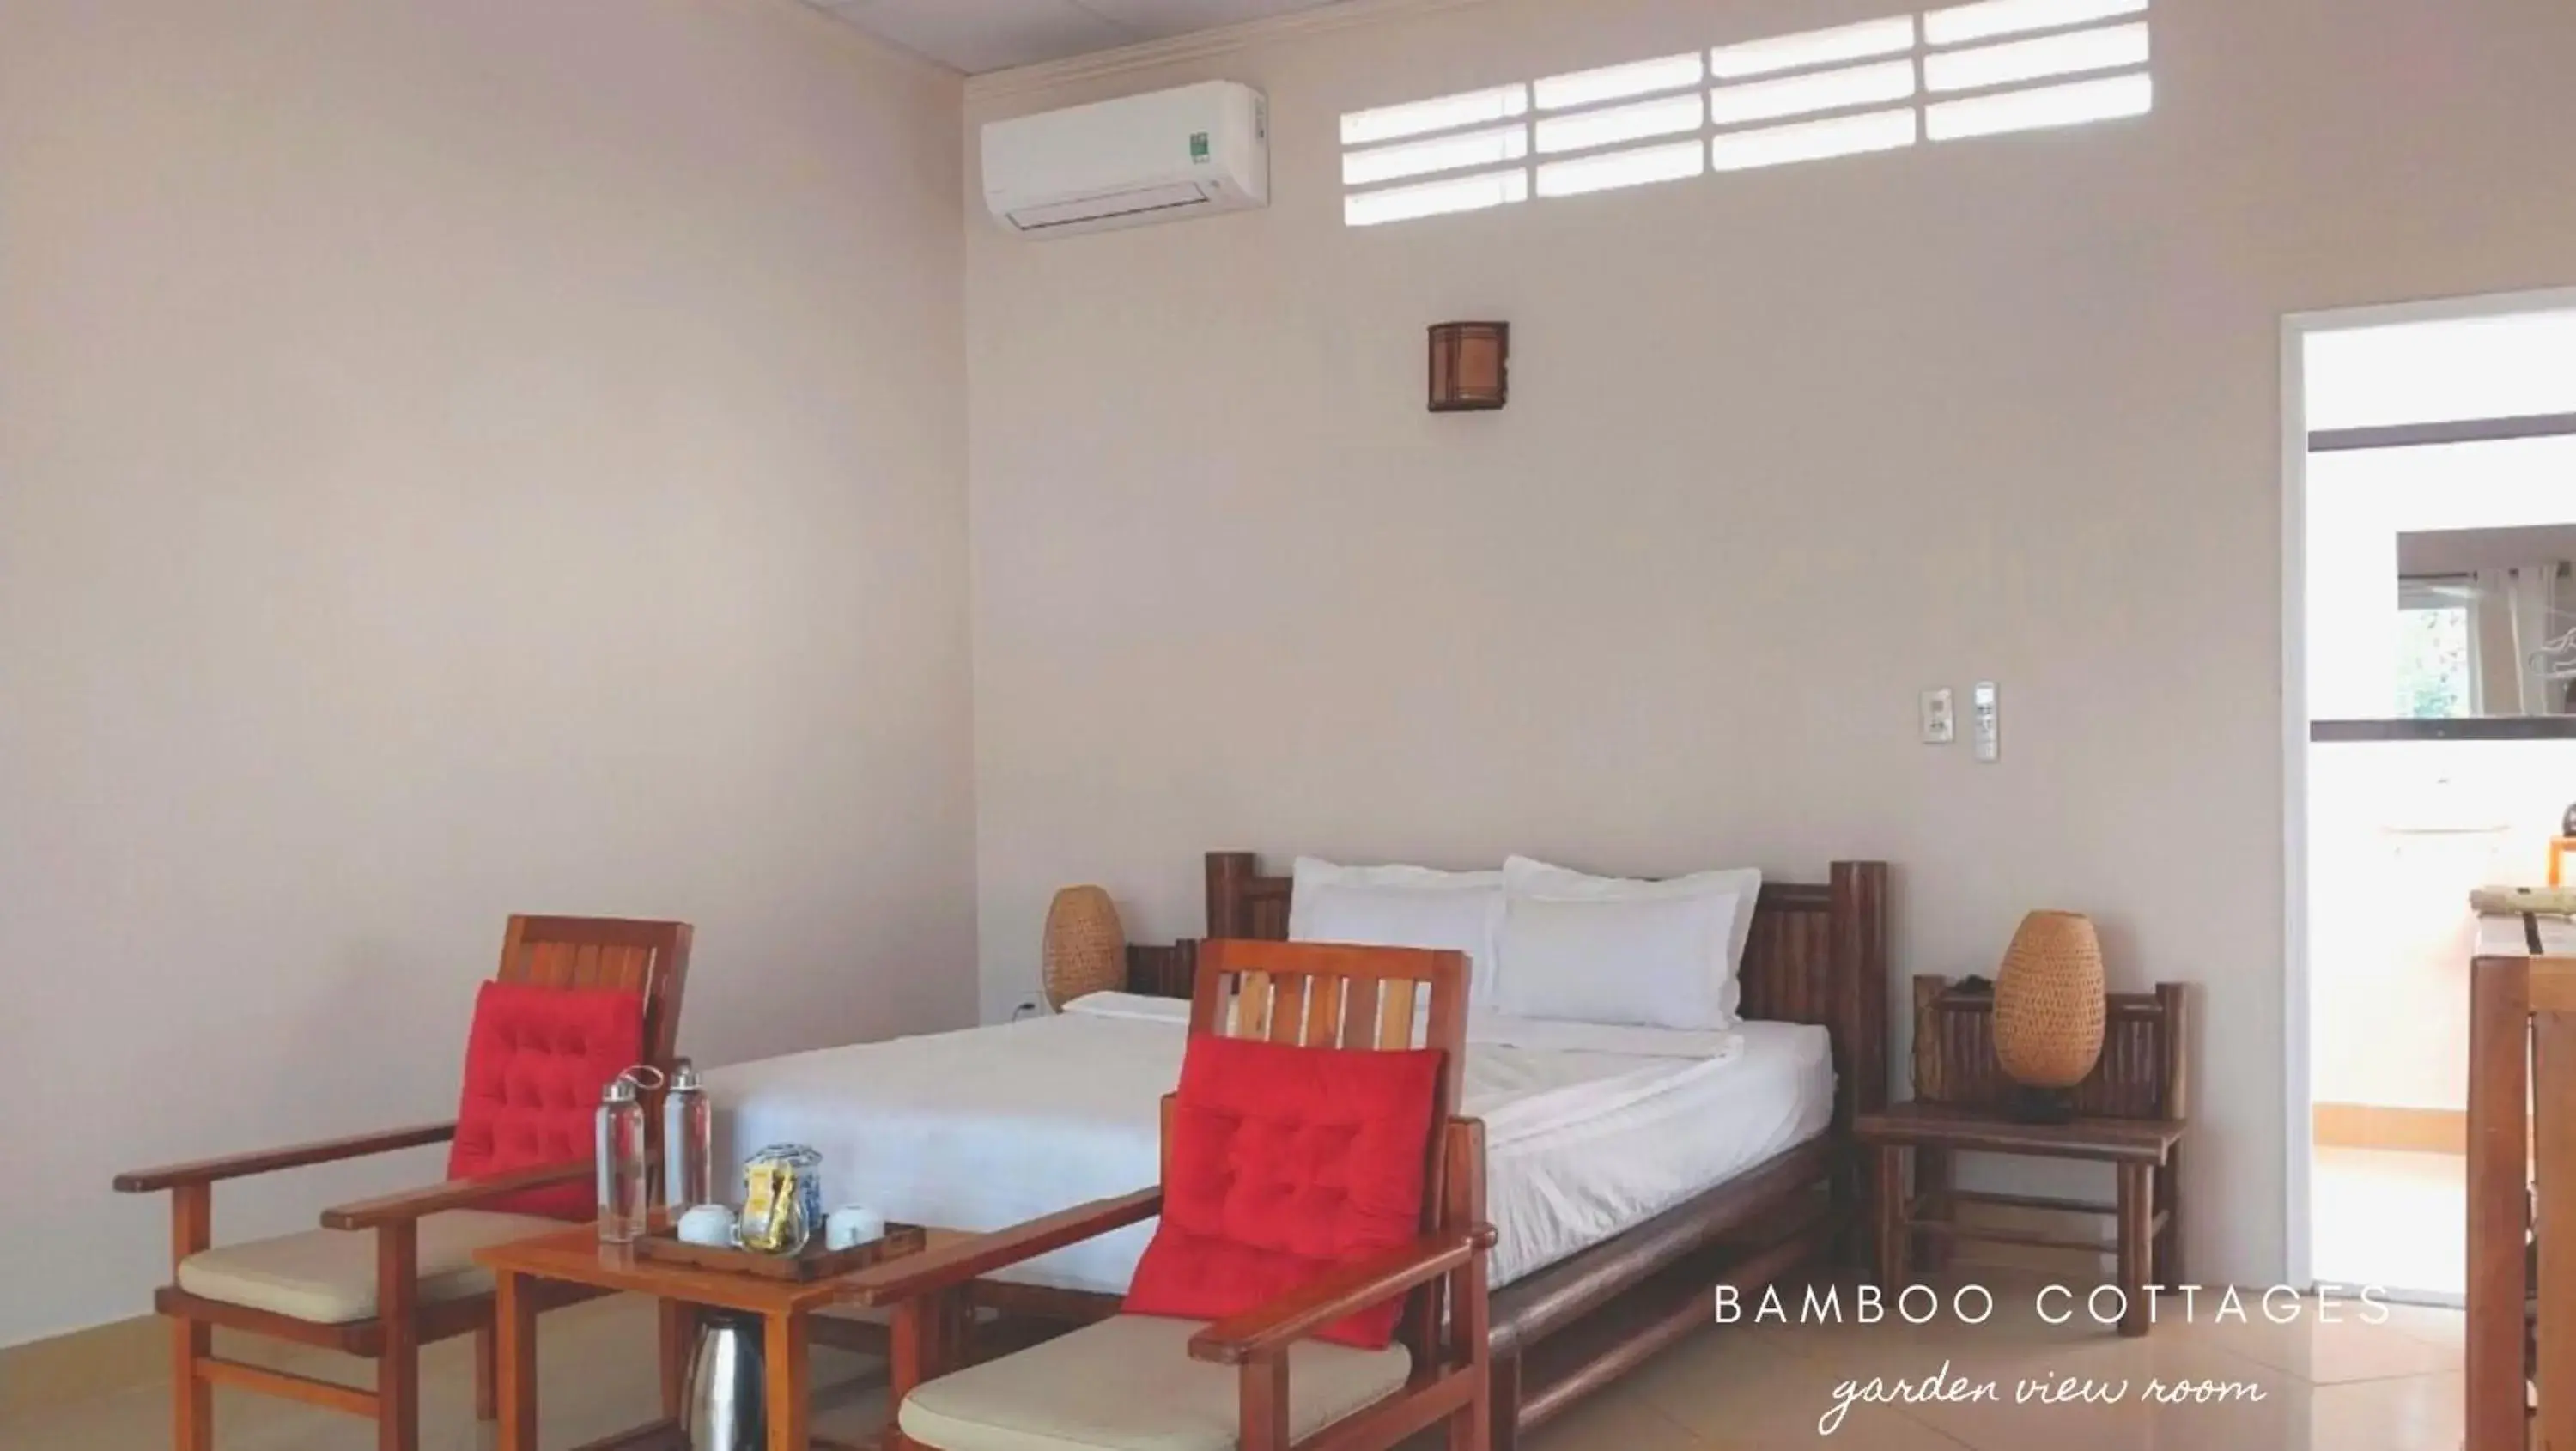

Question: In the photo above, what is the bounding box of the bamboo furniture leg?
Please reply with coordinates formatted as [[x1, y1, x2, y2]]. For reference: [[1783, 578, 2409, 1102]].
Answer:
[[1487, 1352, 1522, 1451], [1874, 1144, 1910, 1287], [2116, 1164, 2152, 1338], [1448, 1187, 1493, 1451], [2540, 1007, 2575, 1450], [494, 1269, 539, 1451], [1240, 1353, 1291, 1451], [171, 1183, 213, 1451], [2467, 957, 2530, 1451], [659, 1300, 695, 1422], [763, 1308, 811, 1451], [886, 1288, 963, 1451], [377, 1223, 421, 1451], [1913, 1146, 1954, 1272], [473, 1326, 497, 1422], [2154, 1144, 2184, 1286]]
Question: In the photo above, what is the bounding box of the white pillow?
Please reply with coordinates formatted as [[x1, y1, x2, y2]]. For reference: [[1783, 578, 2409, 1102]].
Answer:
[[1497, 856, 1762, 1029], [1496, 893, 1737, 1030], [1287, 857, 1504, 999]]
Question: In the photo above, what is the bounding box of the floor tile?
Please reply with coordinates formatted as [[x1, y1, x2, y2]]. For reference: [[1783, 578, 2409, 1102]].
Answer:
[[2312, 1148, 2466, 1299], [1522, 1387, 1709, 1451], [3, 1285, 2476, 1451], [2187, 1296, 2461, 1384], [2306, 1370, 2467, 1451]]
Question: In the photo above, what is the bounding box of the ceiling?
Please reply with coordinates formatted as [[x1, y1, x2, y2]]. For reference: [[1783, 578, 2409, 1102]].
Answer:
[[808, 0, 1346, 75]]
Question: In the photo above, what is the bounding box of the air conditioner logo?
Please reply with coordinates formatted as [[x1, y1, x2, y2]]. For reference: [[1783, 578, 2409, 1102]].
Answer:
[[1189, 131, 1212, 162]]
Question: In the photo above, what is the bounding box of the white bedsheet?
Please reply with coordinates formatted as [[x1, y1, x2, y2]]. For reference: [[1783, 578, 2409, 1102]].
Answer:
[[704, 994, 1832, 1292]]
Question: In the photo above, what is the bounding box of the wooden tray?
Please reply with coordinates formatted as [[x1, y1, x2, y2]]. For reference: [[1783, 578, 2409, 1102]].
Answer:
[[633, 1222, 927, 1283]]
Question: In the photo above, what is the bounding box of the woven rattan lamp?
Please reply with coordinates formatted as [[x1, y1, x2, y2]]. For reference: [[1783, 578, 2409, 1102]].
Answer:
[[1993, 910, 2106, 1123], [1042, 886, 1126, 1011]]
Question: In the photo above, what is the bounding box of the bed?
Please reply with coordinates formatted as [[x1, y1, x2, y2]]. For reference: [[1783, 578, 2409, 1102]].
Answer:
[[711, 996, 1833, 1294], [710, 851, 1888, 1449]]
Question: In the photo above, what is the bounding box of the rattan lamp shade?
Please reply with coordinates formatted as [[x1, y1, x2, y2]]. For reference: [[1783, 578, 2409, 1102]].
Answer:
[[1042, 886, 1125, 1011], [1993, 910, 2106, 1090]]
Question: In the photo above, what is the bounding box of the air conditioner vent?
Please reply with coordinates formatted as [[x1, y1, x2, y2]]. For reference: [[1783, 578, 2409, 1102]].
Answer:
[[983, 82, 1267, 239], [1007, 183, 1217, 233]]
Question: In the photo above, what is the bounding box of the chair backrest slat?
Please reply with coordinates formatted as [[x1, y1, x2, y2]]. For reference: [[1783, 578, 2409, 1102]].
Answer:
[[1308, 977, 1345, 1050], [496, 915, 695, 1069], [1377, 984, 1416, 1053], [1192, 941, 1464, 1057], [1266, 975, 1308, 1046], [1338, 977, 1381, 1049], [1233, 971, 1273, 1037], [1189, 938, 1470, 1229]]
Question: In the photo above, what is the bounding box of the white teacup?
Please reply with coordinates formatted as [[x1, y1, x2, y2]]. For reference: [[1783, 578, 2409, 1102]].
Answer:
[[824, 1205, 886, 1251], [676, 1204, 738, 1248]]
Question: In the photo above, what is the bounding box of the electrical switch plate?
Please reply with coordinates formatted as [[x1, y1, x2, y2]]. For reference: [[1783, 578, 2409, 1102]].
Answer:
[[1972, 681, 2001, 762], [1920, 689, 1955, 744]]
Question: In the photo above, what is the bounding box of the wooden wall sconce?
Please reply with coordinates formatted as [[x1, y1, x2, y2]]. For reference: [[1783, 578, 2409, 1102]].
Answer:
[[1428, 322, 1508, 412]]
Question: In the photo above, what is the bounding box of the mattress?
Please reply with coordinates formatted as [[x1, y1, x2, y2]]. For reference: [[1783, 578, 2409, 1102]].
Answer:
[[705, 994, 1832, 1294]]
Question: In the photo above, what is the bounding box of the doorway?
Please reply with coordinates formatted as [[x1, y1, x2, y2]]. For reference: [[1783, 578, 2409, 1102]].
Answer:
[[2285, 289, 2576, 1302]]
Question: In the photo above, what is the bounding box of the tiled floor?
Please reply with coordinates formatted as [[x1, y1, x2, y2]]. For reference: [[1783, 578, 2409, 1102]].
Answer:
[[2312, 1146, 2469, 1300], [4, 1269, 2482, 1450]]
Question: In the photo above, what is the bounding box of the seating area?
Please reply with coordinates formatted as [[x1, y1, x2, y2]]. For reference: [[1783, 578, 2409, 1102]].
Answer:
[[889, 939, 1494, 1451], [111, 919, 691, 1450], [104, 930, 1501, 1451]]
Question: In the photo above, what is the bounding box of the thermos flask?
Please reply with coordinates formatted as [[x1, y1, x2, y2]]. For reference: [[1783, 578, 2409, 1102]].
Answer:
[[683, 1310, 768, 1451]]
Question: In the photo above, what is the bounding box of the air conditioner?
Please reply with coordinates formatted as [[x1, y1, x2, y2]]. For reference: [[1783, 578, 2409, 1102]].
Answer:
[[982, 81, 1268, 238]]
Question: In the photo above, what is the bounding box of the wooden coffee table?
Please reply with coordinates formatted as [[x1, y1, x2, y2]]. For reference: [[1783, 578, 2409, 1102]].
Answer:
[[476, 1224, 975, 1451]]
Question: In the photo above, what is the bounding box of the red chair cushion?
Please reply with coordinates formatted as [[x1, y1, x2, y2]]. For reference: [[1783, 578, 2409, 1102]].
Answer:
[[1122, 1032, 1443, 1350], [447, 980, 647, 1219]]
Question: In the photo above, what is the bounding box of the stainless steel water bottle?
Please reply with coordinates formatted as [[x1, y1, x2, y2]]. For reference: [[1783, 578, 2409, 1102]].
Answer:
[[595, 1069, 650, 1242], [663, 1058, 713, 1211]]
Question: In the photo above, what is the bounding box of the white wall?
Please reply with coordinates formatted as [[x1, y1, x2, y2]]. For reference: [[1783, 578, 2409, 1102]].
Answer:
[[964, 0, 2576, 1287], [0, 0, 972, 1345], [2306, 305, 2576, 431]]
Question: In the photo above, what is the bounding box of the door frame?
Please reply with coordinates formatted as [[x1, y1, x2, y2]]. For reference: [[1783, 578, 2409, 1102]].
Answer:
[[2279, 283, 2576, 1291]]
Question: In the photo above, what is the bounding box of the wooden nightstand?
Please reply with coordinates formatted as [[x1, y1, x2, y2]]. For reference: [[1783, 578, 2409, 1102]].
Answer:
[[1854, 977, 2190, 1337]]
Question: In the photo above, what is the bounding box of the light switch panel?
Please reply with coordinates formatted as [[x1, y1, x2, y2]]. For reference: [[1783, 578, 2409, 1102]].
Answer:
[[1972, 681, 2001, 762], [1920, 689, 1955, 744]]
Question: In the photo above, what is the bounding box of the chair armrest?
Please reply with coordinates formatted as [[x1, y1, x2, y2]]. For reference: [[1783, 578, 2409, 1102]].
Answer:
[[320, 1161, 593, 1231], [112, 1122, 458, 1193], [1188, 1227, 1495, 1366], [840, 1188, 1163, 1305]]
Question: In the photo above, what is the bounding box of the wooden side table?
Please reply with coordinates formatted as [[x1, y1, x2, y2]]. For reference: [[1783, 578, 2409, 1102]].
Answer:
[[1853, 976, 2190, 1339], [475, 1224, 975, 1451]]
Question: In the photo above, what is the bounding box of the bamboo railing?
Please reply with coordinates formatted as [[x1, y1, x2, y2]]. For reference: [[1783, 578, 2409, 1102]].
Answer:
[[2470, 912, 2563, 1449]]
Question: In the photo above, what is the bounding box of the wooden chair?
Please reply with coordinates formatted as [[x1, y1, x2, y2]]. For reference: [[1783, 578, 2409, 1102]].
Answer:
[[865, 938, 1494, 1451], [112, 916, 692, 1451]]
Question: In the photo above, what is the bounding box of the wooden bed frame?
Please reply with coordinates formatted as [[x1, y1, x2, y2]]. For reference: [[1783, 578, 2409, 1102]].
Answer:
[[1124, 852, 1891, 1449]]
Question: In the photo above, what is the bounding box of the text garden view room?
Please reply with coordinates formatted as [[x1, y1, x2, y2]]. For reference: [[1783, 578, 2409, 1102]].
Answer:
[[3, 0, 2573, 1448]]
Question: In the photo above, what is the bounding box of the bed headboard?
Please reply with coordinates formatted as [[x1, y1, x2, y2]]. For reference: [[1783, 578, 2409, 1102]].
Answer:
[[1127, 852, 1891, 1134]]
